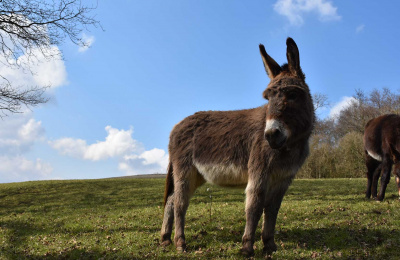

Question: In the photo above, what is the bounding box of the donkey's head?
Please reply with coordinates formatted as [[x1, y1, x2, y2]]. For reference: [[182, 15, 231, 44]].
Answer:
[[260, 38, 314, 149]]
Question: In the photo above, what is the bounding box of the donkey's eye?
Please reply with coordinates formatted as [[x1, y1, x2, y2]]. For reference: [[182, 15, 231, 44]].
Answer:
[[286, 91, 298, 101], [263, 89, 272, 100]]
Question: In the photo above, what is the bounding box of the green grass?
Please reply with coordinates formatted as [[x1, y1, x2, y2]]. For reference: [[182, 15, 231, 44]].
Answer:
[[0, 178, 399, 259]]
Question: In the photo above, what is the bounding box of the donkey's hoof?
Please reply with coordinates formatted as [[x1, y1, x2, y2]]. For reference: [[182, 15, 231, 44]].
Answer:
[[175, 237, 186, 252], [160, 239, 172, 247], [240, 247, 254, 257], [263, 242, 277, 255], [176, 245, 187, 253]]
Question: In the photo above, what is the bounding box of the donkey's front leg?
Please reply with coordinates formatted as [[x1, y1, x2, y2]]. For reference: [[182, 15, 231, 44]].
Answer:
[[262, 188, 286, 255], [241, 179, 266, 257]]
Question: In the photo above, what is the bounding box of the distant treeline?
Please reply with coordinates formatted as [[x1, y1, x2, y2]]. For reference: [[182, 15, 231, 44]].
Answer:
[[297, 88, 400, 178]]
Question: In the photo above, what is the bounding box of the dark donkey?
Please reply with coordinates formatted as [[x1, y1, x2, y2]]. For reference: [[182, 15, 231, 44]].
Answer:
[[364, 114, 400, 201], [160, 38, 315, 256]]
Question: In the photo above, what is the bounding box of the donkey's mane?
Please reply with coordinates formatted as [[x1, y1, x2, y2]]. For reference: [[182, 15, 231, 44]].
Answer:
[[280, 63, 305, 80]]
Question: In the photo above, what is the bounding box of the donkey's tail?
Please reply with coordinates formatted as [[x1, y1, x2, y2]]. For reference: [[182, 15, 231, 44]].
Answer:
[[163, 161, 174, 208]]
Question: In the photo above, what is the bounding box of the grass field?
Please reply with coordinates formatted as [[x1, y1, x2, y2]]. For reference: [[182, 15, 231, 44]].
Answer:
[[0, 177, 399, 259]]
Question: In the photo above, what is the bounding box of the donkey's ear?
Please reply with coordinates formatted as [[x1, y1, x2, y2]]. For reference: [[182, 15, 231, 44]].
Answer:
[[259, 44, 281, 79], [286, 38, 303, 79]]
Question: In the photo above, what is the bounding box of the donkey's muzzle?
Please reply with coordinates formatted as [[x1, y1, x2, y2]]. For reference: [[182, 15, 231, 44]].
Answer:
[[264, 128, 287, 149]]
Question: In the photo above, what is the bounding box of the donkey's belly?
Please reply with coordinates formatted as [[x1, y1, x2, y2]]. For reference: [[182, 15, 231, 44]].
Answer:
[[194, 162, 248, 187]]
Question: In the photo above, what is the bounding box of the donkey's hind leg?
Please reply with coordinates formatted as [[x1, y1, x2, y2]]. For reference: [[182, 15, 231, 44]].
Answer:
[[371, 164, 381, 199], [161, 193, 174, 246], [174, 166, 205, 252], [365, 154, 380, 199], [161, 163, 175, 246], [377, 156, 392, 201]]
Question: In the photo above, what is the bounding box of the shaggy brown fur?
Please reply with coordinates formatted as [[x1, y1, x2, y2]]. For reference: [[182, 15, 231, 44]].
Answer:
[[364, 114, 400, 201], [160, 38, 315, 256]]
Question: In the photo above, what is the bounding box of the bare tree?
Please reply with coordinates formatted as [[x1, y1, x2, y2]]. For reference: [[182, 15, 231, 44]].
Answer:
[[313, 92, 329, 113], [335, 88, 400, 137], [0, 0, 100, 116], [369, 87, 400, 115], [313, 117, 336, 145], [302, 87, 400, 179], [334, 90, 377, 137]]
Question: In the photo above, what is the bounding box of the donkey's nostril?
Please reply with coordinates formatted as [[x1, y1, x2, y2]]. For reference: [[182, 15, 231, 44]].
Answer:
[[264, 128, 286, 149], [265, 128, 280, 140], [271, 129, 281, 139]]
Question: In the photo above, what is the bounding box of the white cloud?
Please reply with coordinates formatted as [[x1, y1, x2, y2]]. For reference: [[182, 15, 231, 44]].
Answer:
[[0, 112, 55, 183], [0, 156, 53, 183], [49, 126, 139, 161], [0, 45, 68, 89], [139, 148, 169, 166], [0, 112, 45, 153], [274, 0, 341, 26], [49, 125, 169, 175], [356, 24, 365, 33], [78, 33, 95, 53], [18, 118, 45, 142], [119, 148, 169, 175], [84, 126, 137, 160], [329, 96, 358, 118], [49, 137, 87, 158]]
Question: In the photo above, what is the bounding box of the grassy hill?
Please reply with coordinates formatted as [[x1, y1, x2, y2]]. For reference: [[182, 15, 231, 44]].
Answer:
[[0, 178, 399, 259]]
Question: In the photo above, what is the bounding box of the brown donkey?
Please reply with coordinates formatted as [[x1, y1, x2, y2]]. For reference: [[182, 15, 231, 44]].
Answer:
[[160, 38, 315, 256], [364, 114, 400, 201]]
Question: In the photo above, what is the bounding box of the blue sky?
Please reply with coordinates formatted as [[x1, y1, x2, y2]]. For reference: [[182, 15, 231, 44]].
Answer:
[[1, 0, 400, 183]]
